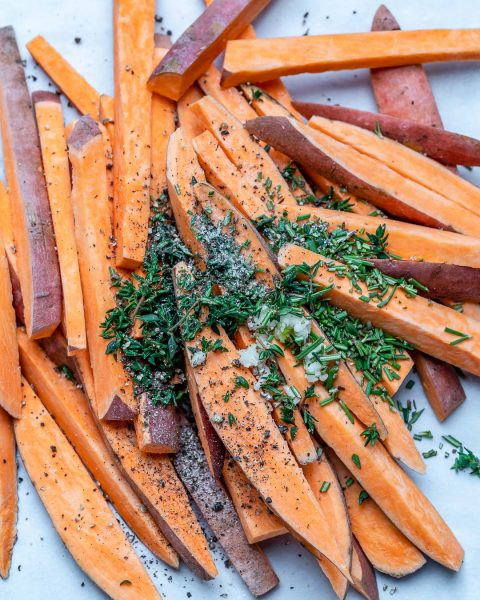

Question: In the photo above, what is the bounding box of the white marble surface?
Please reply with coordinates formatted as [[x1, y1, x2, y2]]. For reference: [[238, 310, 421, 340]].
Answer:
[[1, 1, 480, 599]]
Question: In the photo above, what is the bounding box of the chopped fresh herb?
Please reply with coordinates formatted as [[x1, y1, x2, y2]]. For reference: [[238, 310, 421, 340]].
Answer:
[[339, 400, 354, 424], [444, 327, 472, 345], [374, 121, 384, 139], [405, 379, 415, 390], [320, 481, 331, 493], [302, 408, 317, 433], [120, 580, 132, 586], [452, 446, 480, 477], [234, 376, 250, 389], [361, 423, 380, 447], [422, 449, 437, 459], [345, 477, 354, 487], [352, 454, 361, 469], [358, 490, 369, 505], [413, 430, 433, 441], [442, 435, 462, 448], [228, 412, 237, 427], [290, 425, 298, 440], [223, 391, 230, 403]]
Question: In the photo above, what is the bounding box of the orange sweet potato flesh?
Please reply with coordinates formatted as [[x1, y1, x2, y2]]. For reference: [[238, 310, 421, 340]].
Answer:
[[221, 29, 480, 87], [0, 27, 62, 339], [280, 243, 480, 377], [0, 244, 22, 418], [99, 94, 115, 141], [26, 35, 100, 118], [15, 381, 162, 598], [222, 456, 287, 543], [33, 92, 87, 355], [185, 358, 225, 480], [174, 266, 350, 579], [113, 0, 154, 269], [100, 421, 218, 580], [191, 96, 298, 213], [309, 115, 480, 222], [294, 102, 480, 166], [134, 393, 180, 454], [245, 116, 480, 235], [147, 0, 271, 100], [330, 451, 426, 577], [0, 408, 16, 579], [233, 325, 317, 465], [68, 117, 136, 420], [151, 38, 176, 200], [17, 330, 178, 567], [174, 416, 279, 596], [177, 85, 205, 140], [0, 181, 16, 268], [350, 538, 379, 600]]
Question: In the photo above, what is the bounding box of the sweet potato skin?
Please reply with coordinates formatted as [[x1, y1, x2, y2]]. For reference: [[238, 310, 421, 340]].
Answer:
[[0, 26, 62, 339], [134, 394, 180, 454], [0, 408, 16, 579], [174, 416, 279, 597], [351, 538, 379, 600], [292, 102, 480, 166], [147, 0, 271, 100], [372, 259, 480, 302]]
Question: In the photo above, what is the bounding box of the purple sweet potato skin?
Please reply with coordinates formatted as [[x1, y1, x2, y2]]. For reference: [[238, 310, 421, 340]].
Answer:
[[173, 416, 279, 597], [244, 116, 450, 230], [147, 0, 271, 99], [0, 26, 61, 339], [372, 259, 480, 302], [291, 102, 480, 166], [135, 393, 180, 453]]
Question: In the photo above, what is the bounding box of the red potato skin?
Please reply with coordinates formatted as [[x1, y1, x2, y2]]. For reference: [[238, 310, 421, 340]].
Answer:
[[134, 394, 180, 454], [173, 416, 279, 597], [244, 116, 450, 230], [147, 0, 271, 100], [291, 102, 480, 166], [0, 26, 61, 339], [372, 259, 480, 302]]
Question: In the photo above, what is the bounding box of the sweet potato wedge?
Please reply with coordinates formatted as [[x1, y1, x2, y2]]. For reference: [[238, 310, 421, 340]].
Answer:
[[33, 91, 87, 354], [309, 115, 480, 221], [26, 35, 100, 118], [350, 538, 379, 600], [411, 351, 466, 421], [286, 206, 480, 269], [372, 259, 480, 302], [134, 393, 180, 454], [174, 416, 279, 596], [293, 102, 480, 166], [68, 117, 136, 420], [0, 244, 22, 418], [101, 421, 217, 580], [113, 0, 154, 269], [174, 264, 350, 578], [245, 116, 480, 234], [0, 408, 16, 579], [221, 29, 480, 87], [0, 26, 61, 339], [17, 330, 179, 567], [330, 451, 426, 577], [151, 36, 176, 200], [222, 456, 287, 543], [279, 243, 480, 377], [15, 381, 162, 598], [185, 358, 225, 480], [147, 0, 271, 100], [191, 95, 298, 212]]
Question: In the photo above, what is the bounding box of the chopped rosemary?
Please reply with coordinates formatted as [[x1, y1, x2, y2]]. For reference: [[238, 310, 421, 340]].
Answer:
[[422, 450, 438, 459], [361, 423, 380, 447], [320, 481, 331, 493], [358, 490, 369, 505], [352, 454, 361, 469], [444, 327, 472, 345]]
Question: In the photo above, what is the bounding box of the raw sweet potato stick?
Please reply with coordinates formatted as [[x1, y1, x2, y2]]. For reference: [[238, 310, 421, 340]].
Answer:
[[33, 91, 87, 355], [67, 116, 136, 420], [17, 330, 179, 567], [370, 4, 466, 422], [15, 380, 162, 599], [0, 407, 16, 579], [0, 26, 62, 339], [26, 35, 101, 118], [113, 0, 154, 268]]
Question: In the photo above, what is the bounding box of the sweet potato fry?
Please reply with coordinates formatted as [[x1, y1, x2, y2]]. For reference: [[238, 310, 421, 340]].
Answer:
[[0, 26, 61, 339], [33, 91, 87, 354], [151, 35, 176, 200], [372, 259, 480, 302], [330, 451, 426, 577], [68, 116, 136, 420], [245, 116, 480, 234], [134, 394, 180, 454], [113, 0, 154, 268], [222, 457, 287, 543], [148, 0, 271, 100], [0, 244, 22, 418], [17, 330, 178, 567], [293, 102, 480, 166], [26, 35, 100, 118], [0, 408, 16, 579], [15, 381, 162, 598], [221, 29, 480, 87], [100, 421, 218, 580], [279, 244, 480, 377], [174, 416, 279, 596], [191, 96, 298, 212]]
